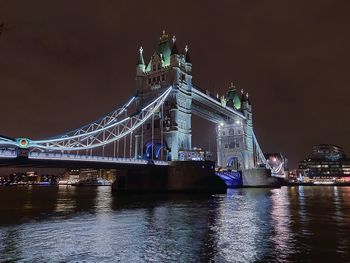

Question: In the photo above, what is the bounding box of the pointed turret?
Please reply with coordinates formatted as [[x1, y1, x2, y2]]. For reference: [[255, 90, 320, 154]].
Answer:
[[137, 46, 145, 65], [185, 45, 192, 64], [170, 35, 180, 67], [240, 88, 246, 102], [171, 37, 179, 55], [136, 46, 146, 76], [246, 92, 251, 105]]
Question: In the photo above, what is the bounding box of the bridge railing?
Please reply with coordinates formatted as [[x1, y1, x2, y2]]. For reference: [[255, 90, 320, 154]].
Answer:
[[193, 85, 221, 103], [192, 86, 246, 119], [28, 152, 169, 166], [0, 149, 17, 158]]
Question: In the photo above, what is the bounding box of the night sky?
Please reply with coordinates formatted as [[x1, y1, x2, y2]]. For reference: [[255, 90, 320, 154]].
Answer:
[[0, 0, 349, 168]]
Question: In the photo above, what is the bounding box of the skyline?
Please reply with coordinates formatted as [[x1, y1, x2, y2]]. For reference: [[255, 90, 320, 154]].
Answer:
[[0, 0, 350, 167]]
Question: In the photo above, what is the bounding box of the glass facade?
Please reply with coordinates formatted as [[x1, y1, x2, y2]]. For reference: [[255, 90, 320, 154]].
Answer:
[[299, 144, 350, 178]]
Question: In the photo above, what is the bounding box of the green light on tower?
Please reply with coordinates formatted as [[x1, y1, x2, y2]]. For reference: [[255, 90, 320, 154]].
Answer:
[[18, 138, 29, 148]]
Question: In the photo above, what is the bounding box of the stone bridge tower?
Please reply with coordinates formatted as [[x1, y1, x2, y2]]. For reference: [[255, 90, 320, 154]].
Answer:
[[216, 83, 256, 170], [135, 31, 192, 161]]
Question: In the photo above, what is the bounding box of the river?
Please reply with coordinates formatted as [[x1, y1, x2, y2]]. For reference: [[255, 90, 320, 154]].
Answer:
[[0, 186, 349, 262]]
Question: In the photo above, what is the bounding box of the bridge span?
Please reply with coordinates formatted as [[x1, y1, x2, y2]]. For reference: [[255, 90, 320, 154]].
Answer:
[[0, 149, 167, 169]]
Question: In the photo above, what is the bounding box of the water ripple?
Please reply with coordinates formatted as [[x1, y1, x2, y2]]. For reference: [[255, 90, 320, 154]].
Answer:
[[1, 186, 350, 262]]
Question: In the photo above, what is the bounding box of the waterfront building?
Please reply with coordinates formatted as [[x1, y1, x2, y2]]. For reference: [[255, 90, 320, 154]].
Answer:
[[298, 144, 350, 183], [59, 169, 116, 185], [178, 147, 213, 161]]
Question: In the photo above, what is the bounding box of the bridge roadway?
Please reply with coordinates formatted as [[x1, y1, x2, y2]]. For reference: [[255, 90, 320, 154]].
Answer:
[[191, 86, 245, 123], [0, 150, 168, 169]]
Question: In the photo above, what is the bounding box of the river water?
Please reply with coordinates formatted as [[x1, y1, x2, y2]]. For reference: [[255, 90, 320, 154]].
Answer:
[[0, 186, 349, 262]]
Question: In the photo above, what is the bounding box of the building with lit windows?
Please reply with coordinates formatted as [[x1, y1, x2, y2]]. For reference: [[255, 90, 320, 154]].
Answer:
[[298, 144, 350, 184]]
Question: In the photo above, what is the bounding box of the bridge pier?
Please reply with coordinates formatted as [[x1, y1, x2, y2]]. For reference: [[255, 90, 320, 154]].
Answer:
[[241, 168, 281, 187], [112, 161, 226, 193]]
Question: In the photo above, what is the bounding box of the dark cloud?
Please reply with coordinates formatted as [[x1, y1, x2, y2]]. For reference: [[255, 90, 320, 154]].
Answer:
[[0, 0, 349, 167]]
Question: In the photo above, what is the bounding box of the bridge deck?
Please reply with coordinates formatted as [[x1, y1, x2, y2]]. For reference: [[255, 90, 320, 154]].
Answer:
[[0, 150, 169, 169], [191, 87, 246, 122]]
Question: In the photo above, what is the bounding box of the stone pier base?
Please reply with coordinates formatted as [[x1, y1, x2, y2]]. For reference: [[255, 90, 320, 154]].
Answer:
[[112, 161, 227, 194]]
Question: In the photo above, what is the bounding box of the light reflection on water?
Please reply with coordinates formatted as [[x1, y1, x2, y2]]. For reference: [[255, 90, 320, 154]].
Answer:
[[0, 186, 350, 262]]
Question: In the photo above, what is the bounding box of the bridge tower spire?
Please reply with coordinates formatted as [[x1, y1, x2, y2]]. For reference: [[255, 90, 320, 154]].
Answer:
[[216, 83, 256, 170], [136, 46, 146, 76], [134, 31, 193, 161]]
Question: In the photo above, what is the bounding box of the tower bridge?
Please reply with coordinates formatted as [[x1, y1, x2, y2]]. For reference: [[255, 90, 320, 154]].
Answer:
[[0, 31, 282, 189]]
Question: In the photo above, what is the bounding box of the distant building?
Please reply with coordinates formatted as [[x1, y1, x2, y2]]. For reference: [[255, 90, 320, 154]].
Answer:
[[298, 144, 350, 181], [311, 144, 345, 160], [178, 147, 213, 161]]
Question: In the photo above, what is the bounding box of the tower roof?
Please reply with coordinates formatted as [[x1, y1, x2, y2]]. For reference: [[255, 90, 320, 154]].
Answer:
[[226, 82, 237, 97], [171, 42, 179, 55], [157, 30, 172, 65], [230, 82, 238, 91], [145, 30, 174, 72], [226, 82, 241, 110], [159, 30, 169, 42]]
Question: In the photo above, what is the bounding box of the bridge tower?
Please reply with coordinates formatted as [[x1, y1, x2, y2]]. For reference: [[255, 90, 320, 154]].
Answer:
[[134, 31, 192, 161], [216, 83, 256, 170]]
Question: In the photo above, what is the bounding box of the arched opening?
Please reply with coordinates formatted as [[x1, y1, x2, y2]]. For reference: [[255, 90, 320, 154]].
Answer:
[[227, 156, 240, 170], [145, 142, 168, 160]]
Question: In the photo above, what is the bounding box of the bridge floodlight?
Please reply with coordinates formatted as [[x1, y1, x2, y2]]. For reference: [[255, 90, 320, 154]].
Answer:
[[17, 138, 30, 148]]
